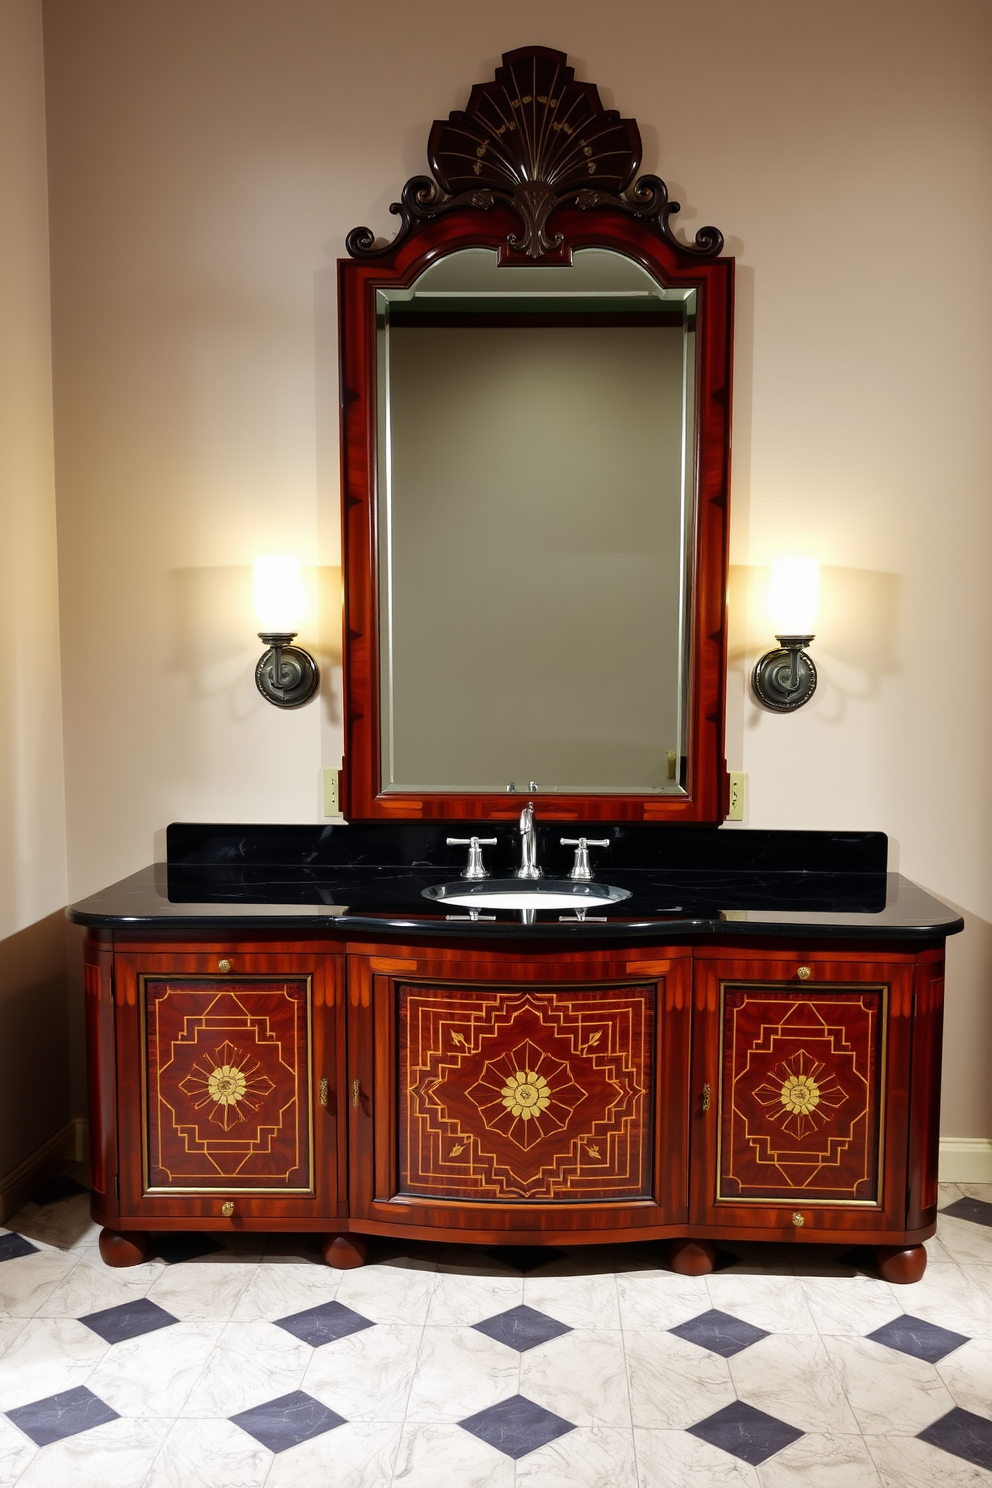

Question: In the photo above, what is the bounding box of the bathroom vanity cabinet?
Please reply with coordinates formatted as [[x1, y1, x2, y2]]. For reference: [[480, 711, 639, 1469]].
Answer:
[[78, 887, 950, 1284]]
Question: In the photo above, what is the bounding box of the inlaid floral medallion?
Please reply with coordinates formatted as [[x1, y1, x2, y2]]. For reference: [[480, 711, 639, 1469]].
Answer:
[[144, 980, 312, 1192], [398, 985, 654, 1200], [718, 987, 884, 1203]]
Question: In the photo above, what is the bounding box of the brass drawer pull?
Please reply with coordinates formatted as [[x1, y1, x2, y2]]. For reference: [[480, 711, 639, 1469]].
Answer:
[[792, 1211, 805, 1227], [702, 1082, 711, 1112], [319, 1078, 328, 1109], [221, 1201, 234, 1217], [352, 1078, 361, 1108], [797, 966, 811, 980], [217, 959, 232, 973]]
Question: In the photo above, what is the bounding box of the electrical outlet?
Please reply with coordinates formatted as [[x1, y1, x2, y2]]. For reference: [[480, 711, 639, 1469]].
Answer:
[[727, 771, 746, 821], [322, 768, 341, 816]]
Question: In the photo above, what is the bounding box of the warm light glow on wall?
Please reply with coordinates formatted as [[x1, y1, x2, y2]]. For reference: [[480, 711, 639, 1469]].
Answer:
[[768, 558, 819, 637], [252, 556, 306, 634]]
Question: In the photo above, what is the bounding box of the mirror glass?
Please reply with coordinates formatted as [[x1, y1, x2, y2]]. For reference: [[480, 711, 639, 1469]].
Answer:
[[375, 247, 696, 796]]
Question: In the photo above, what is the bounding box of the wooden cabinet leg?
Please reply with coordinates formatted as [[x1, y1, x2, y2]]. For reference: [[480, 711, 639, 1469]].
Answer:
[[876, 1244, 927, 1284], [99, 1228, 150, 1267], [322, 1233, 369, 1270], [667, 1238, 717, 1276]]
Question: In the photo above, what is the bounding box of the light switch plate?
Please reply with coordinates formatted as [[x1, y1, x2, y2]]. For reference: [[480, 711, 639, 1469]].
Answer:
[[322, 768, 341, 816], [727, 771, 746, 821]]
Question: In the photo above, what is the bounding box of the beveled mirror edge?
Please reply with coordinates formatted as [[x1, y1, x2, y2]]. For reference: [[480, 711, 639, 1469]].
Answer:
[[337, 46, 734, 825]]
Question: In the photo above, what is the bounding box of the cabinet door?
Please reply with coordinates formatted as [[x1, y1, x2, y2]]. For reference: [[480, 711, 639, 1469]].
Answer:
[[348, 945, 690, 1236], [113, 945, 345, 1223], [691, 949, 919, 1235]]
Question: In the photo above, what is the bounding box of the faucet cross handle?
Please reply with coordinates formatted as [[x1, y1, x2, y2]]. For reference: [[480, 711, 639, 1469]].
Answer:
[[560, 836, 610, 881], [446, 836, 497, 880]]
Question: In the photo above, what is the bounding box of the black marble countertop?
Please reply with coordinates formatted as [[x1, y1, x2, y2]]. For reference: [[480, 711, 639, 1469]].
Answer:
[[66, 824, 963, 944]]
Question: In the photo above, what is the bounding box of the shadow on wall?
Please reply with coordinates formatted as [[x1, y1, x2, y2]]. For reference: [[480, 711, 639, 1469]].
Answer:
[[166, 564, 343, 723], [0, 911, 71, 1179], [728, 564, 902, 724], [938, 903, 992, 1140]]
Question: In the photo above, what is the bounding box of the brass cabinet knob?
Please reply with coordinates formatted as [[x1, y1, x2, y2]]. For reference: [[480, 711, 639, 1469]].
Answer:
[[221, 1200, 234, 1217], [797, 966, 811, 980], [319, 1078, 329, 1109], [218, 959, 232, 973], [792, 1211, 805, 1227]]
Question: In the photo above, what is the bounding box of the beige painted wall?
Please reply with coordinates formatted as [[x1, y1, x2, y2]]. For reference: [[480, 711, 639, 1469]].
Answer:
[[0, 0, 71, 1174], [41, 0, 992, 1134]]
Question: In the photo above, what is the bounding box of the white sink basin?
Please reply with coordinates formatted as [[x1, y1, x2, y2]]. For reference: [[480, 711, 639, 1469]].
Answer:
[[423, 878, 631, 911]]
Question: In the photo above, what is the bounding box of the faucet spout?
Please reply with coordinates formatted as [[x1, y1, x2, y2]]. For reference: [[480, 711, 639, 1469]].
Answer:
[[516, 801, 543, 880]]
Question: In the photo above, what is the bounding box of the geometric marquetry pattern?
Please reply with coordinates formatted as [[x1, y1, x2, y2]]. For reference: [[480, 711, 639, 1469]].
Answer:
[[398, 985, 653, 1201], [144, 979, 312, 1192], [718, 987, 883, 1204]]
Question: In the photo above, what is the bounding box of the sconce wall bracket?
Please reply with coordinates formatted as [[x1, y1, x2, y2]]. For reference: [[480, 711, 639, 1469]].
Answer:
[[255, 632, 320, 708], [752, 635, 817, 713]]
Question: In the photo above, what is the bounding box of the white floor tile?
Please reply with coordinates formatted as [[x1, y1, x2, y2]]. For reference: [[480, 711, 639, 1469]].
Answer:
[[263, 1420, 402, 1488], [616, 1270, 711, 1330], [14, 1416, 170, 1488], [519, 1328, 630, 1428], [633, 1426, 760, 1486], [865, 1432, 992, 1486], [0, 1316, 108, 1411], [625, 1329, 735, 1430], [301, 1323, 422, 1422], [516, 1424, 638, 1487], [391, 1422, 515, 1488], [523, 1271, 620, 1329], [728, 1332, 859, 1434], [821, 1334, 956, 1435], [404, 1325, 519, 1424], [143, 1416, 271, 1488], [178, 1319, 311, 1417], [756, 1431, 885, 1487]]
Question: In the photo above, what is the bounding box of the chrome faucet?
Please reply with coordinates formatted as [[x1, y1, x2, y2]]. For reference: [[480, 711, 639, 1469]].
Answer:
[[516, 801, 543, 879]]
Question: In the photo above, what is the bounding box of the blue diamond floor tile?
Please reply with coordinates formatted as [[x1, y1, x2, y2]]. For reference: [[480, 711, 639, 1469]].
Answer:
[[919, 1407, 992, 1471], [30, 1176, 88, 1206], [688, 1400, 804, 1465], [275, 1300, 375, 1347], [488, 1247, 567, 1273], [230, 1391, 345, 1453], [473, 1304, 572, 1353], [6, 1386, 120, 1447], [459, 1394, 576, 1459], [867, 1314, 969, 1364], [79, 1297, 180, 1345], [0, 1232, 40, 1263], [670, 1308, 770, 1357], [150, 1233, 225, 1264], [941, 1196, 992, 1229]]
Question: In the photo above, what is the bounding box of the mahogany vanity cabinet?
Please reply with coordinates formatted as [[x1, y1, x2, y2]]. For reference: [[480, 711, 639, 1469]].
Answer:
[[83, 926, 944, 1284]]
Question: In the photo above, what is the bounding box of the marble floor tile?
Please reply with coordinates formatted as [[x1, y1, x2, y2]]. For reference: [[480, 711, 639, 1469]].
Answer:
[[142, 1415, 272, 1488], [0, 1413, 37, 1484], [332, 1261, 437, 1325], [625, 1328, 735, 1430], [391, 1422, 516, 1488], [0, 1317, 109, 1412], [84, 1319, 222, 1416], [263, 1419, 403, 1488], [616, 1269, 711, 1330], [523, 1270, 621, 1329], [6, 1196, 100, 1254], [0, 1250, 81, 1316], [144, 1260, 258, 1321], [728, 1332, 858, 1435], [937, 1336, 992, 1416], [820, 1335, 957, 1435], [936, 1215, 992, 1266], [755, 1431, 885, 1487], [301, 1322, 423, 1422], [0, 1317, 29, 1361], [13, 1416, 170, 1488], [34, 1257, 163, 1318], [519, 1328, 631, 1428], [229, 1262, 340, 1321], [864, 1431, 992, 1486], [516, 1423, 638, 1487], [404, 1325, 520, 1423], [797, 1274, 904, 1336], [425, 1269, 523, 1325], [633, 1426, 761, 1486], [704, 1273, 820, 1334], [178, 1319, 312, 1417], [885, 1264, 992, 1336]]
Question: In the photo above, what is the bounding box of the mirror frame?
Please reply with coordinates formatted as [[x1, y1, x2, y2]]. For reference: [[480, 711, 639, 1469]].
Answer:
[[337, 46, 734, 824]]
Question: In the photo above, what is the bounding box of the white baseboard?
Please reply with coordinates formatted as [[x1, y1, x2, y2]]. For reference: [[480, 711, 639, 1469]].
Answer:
[[939, 1138, 992, 1184], [0, 1119, 84, 1225]]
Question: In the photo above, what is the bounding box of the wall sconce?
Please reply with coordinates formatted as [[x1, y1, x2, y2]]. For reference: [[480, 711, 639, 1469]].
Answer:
[[252, 556, 319, 708], [752, 558, 819, 712]]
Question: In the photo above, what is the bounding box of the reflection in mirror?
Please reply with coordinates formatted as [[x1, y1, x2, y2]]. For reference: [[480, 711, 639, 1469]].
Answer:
[[376, 248, 696, 795]]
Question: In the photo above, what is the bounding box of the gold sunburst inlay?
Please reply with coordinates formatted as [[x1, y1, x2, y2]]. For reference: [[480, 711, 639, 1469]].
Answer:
[[779, 1073, 821, 1116], [501, 1070, 552, 1121], [207, 1064, 248, 1107]]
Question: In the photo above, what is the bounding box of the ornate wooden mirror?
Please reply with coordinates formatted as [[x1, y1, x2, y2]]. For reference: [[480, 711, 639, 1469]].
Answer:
[[338, 46, 733, 823]]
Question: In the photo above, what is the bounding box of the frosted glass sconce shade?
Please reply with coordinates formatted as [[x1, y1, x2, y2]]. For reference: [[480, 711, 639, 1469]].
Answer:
[[752, 558, 819, 712], [252, 556, 319, 708]]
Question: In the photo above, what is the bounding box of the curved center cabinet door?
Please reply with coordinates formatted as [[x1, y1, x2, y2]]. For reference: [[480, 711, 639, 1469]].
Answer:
[[690, 945, 945, 1241], [346, 944, 692, 1244], [111, 944, 347, 1225]]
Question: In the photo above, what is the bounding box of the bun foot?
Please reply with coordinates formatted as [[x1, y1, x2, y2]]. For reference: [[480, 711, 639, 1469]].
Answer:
[[876, 1244, 927, 1284], [99, 1228, 150, 1267], [667, 1238, 717, 1276], [322, 1233, 369, 1270]]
